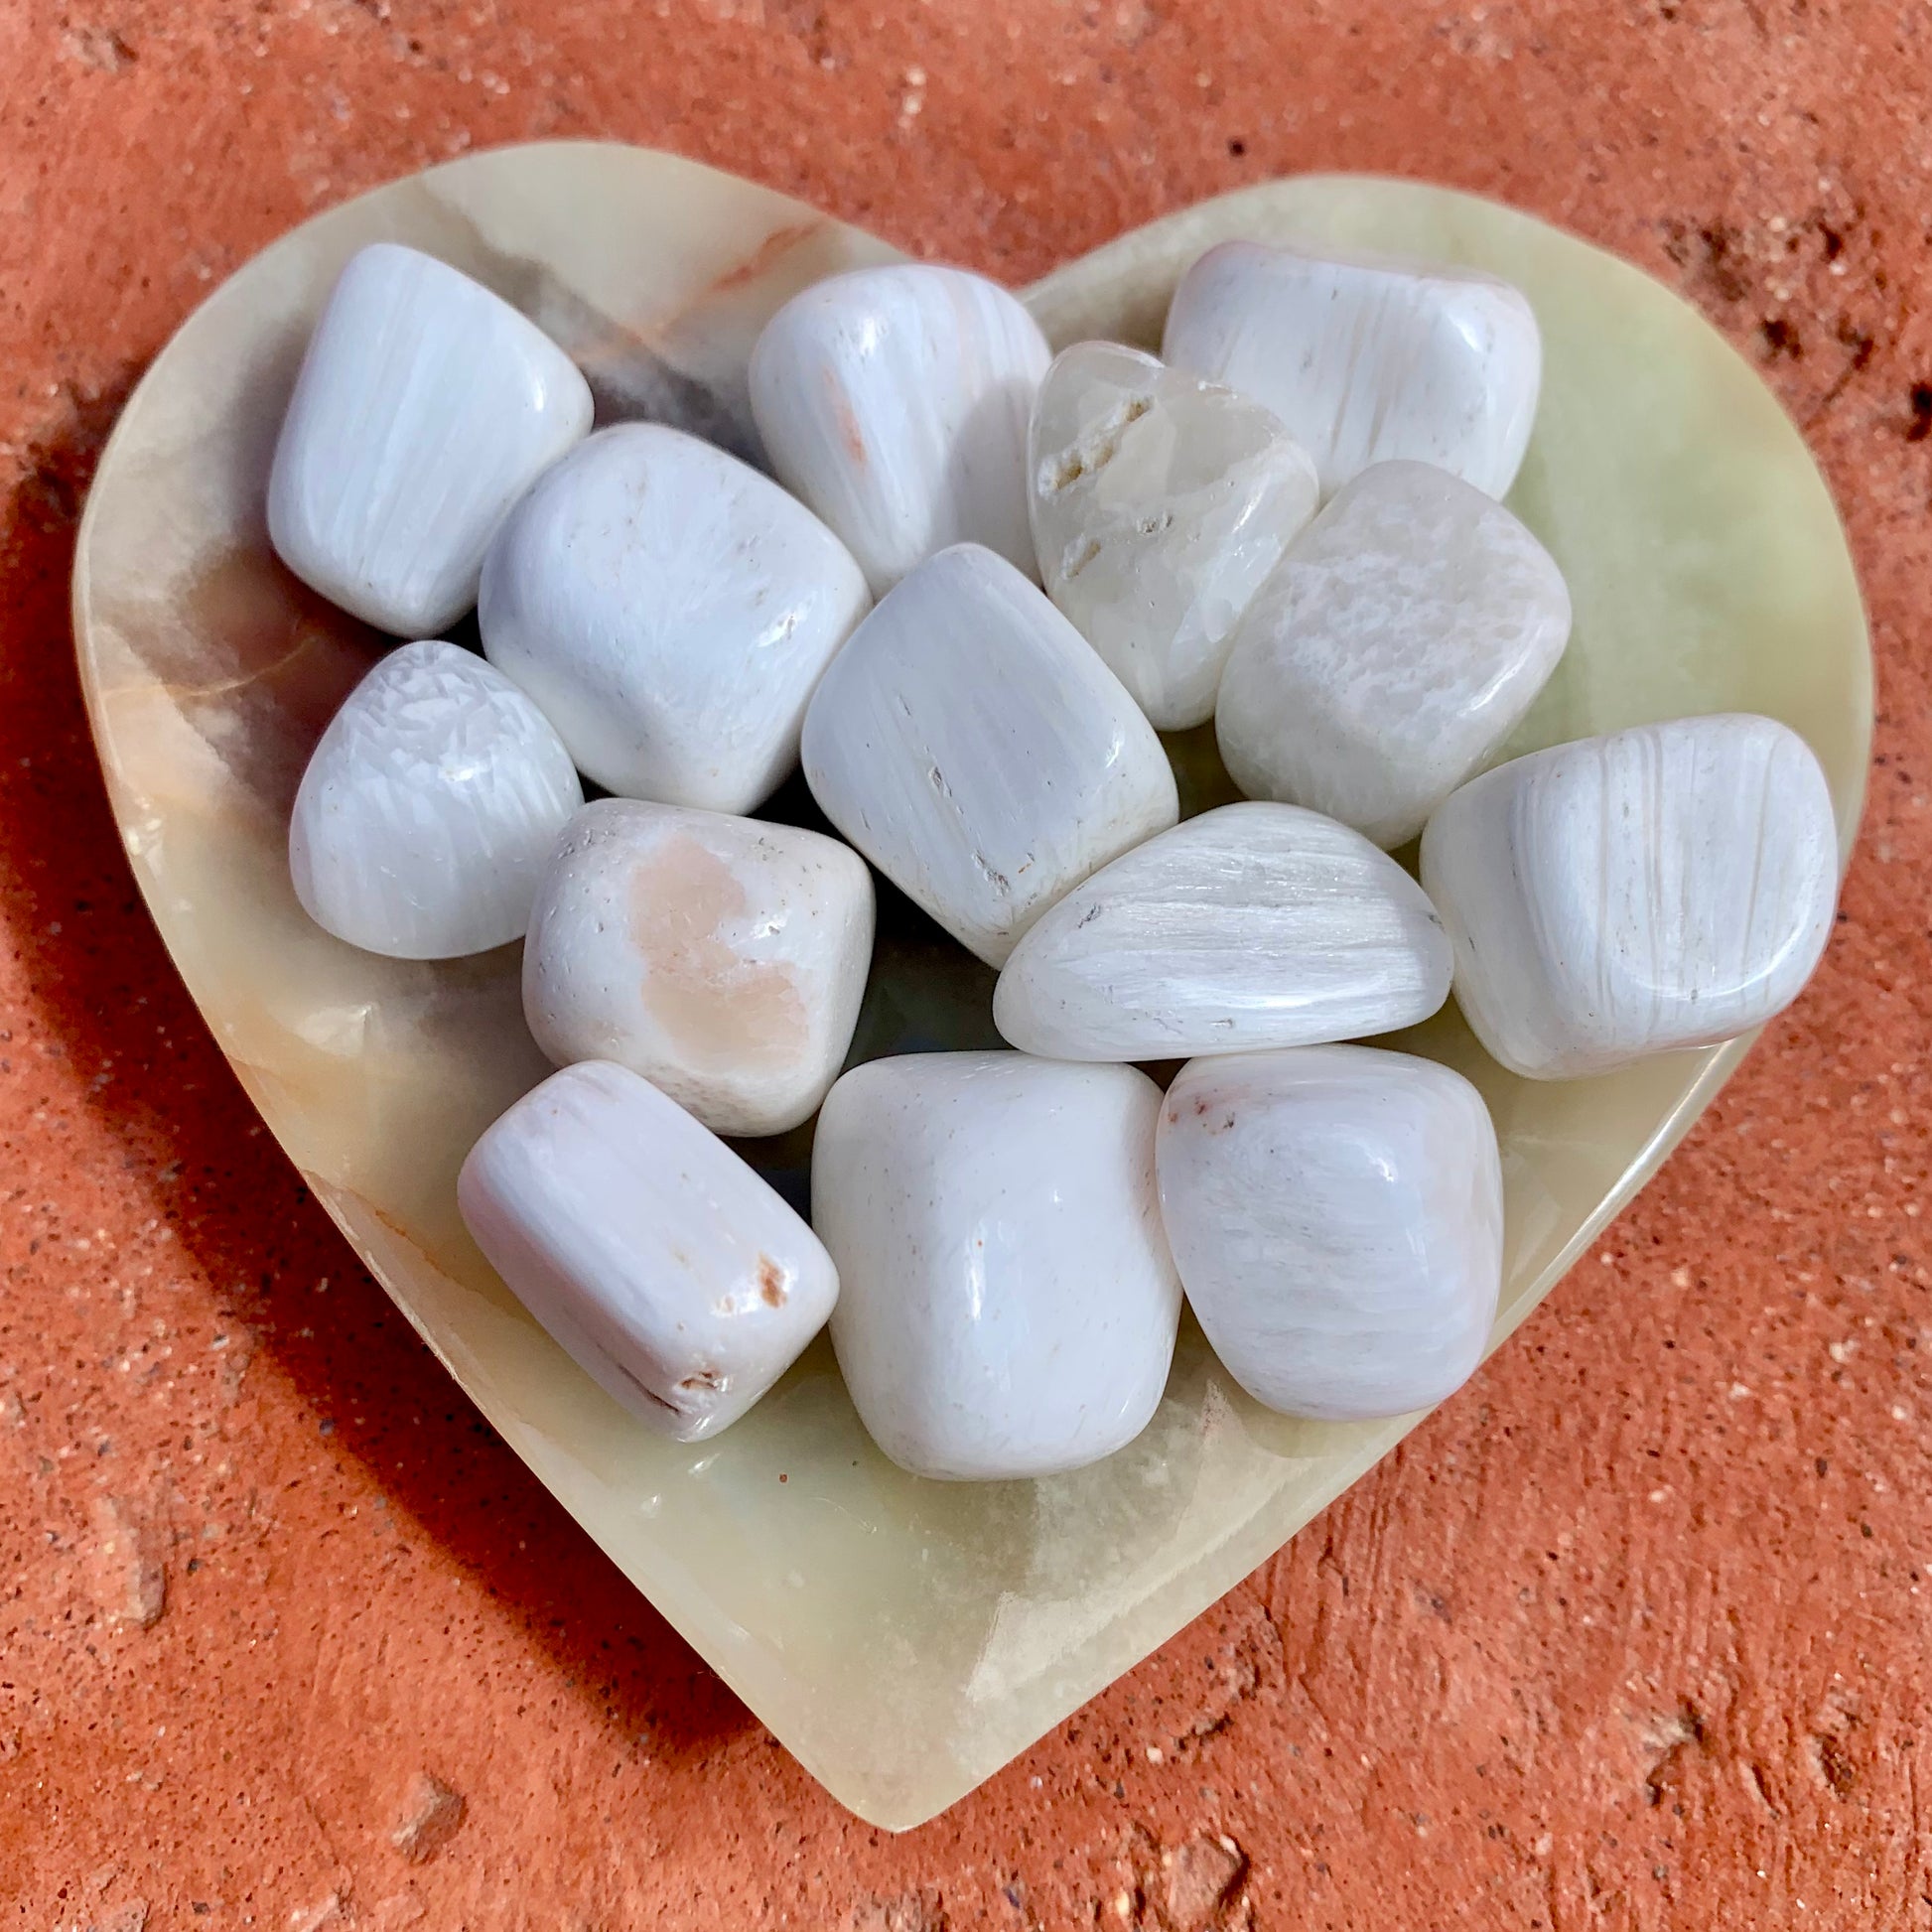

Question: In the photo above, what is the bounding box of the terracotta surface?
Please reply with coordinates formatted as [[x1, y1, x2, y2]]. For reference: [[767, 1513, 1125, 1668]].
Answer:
[[1, 0, 1926, 1923]]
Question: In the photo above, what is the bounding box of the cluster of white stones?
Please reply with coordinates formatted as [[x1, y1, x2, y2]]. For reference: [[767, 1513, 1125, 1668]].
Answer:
[[274, 237, 1839, 1473]]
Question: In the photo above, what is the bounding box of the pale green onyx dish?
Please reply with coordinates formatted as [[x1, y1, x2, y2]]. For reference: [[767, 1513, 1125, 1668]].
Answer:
[[70, 142, 1870, 1829]]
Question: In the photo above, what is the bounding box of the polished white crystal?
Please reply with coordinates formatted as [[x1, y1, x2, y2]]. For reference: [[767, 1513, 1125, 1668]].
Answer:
[[1420, 713, 1839, 1079], [522, 799, 875, 1139], [1163, 239, 1541, 499], [993, 802, 1451, 1061], [1215, 461, 1571, 849], [815, 1053, 1179, 1480], [268, 243, 593, 635], [749, 264, 1052, 594], [459, 1060, 838, 1442], [801, 543, 1179, 968], [479, 422, 870, 814], [1027, 342, 1321, 730], [1158, 1045, 1503, 1422], [289, 639, 583, 960]]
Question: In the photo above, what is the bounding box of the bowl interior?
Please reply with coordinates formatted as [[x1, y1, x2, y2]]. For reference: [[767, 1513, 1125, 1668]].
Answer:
[[71, 143, 1869, 1828]]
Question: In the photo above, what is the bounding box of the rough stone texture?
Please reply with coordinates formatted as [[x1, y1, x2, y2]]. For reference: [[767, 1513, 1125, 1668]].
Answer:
[[0, 2, 1926, 1926], [389, 1771, 467, 1865]]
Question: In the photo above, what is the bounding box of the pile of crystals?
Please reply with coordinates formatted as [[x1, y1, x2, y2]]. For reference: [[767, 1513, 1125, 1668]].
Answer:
[[273, 238, 1837, 1478]]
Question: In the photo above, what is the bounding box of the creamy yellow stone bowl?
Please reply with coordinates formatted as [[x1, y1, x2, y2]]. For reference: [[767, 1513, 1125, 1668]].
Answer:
[[71, 142, 1869, 1828]]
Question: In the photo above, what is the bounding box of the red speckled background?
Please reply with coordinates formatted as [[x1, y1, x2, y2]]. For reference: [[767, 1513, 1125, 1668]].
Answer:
[[2, 3, 1929, 1926]]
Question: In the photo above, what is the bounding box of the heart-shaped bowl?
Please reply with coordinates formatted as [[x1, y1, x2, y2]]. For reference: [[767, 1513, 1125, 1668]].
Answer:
[[71, 141, 1869, 1829]]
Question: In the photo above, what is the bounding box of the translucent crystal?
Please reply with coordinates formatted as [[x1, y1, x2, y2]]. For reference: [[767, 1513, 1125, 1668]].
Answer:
[[1027, 342, 1319, 729]]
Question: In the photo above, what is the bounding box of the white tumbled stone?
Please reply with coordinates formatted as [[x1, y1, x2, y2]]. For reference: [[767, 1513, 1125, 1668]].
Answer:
[[269, 243, 593, 635], [479, 423, 870, 814], [1158, 1045, 1503, 1423], [1215, 461, 1572, 849], [1163, 238, 1541, 499], [993, 802, 1451, 1061], [522, 799, 875, 1140], [801, 544, 1178, 968], [289, 639, 583, 960], [1420, 713, 1839, 1080], [749, 264, 1052, 594], [1027, 342, 1321, 729], [459, 1061, 838, 1442], [815, 1052, 1179, 1480]]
